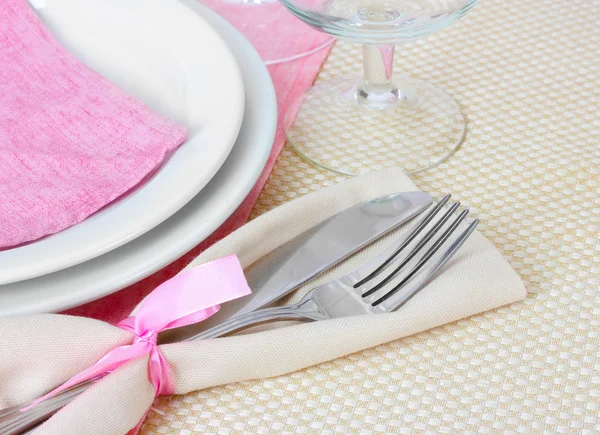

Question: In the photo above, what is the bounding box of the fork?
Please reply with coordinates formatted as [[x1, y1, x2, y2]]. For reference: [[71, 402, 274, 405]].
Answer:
[[188, 194, 478, 339], [1, 195, 477, 434]]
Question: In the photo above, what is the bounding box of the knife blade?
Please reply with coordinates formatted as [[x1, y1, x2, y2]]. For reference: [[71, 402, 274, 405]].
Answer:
[[179, 191, 432, 338]]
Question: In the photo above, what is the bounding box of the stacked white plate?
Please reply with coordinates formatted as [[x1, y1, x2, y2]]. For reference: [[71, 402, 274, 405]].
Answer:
[[0, 0, 276, 315]]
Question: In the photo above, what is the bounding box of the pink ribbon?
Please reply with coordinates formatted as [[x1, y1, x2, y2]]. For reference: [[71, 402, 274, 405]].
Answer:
[[24, 255, 251, 433]]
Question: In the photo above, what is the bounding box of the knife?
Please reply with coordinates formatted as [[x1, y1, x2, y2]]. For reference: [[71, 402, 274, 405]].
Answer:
[[174, 191, 432, 339]]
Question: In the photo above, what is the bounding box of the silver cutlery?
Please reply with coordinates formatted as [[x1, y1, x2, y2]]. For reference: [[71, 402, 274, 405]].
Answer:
[[189, 195, 478, 339], [0, 191, 433, 434], [187, 190, 432, 336]]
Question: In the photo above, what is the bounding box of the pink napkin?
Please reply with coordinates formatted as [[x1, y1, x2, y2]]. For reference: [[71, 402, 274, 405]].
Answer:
[[0, 0, 188, 249]]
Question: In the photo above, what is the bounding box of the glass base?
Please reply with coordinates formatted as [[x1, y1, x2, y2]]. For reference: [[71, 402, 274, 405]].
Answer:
[[284, 76, 466, 176]]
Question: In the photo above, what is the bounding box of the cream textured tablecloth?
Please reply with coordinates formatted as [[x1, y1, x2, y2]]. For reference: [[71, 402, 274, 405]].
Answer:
[[142, 0, 600, 433]]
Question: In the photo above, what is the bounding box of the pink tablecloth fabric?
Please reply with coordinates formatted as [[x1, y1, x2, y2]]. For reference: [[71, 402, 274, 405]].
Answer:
[[0, 0, 188, 249], [63, 3, 333, 323]]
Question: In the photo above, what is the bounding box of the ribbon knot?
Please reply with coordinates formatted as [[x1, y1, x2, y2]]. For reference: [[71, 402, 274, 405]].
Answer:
[[133, 330, 158, 346], [115, 318, 174, 396], [24, 255, 251, 433]]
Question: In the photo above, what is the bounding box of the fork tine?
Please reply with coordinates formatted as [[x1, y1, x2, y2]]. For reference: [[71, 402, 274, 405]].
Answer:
[[372, 211, 476, 307], [353, 194, 452, 289], [360, 200, 461, 298]]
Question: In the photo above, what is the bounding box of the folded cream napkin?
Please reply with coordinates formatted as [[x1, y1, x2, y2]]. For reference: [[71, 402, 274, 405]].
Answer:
[[0, 168, 526, 434]]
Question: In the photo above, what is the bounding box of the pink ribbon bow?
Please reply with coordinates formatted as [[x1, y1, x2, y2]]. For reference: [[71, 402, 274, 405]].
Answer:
[[25, 255, 251, 433]]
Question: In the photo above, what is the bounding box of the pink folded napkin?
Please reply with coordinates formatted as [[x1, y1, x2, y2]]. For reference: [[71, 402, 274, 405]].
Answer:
[[0, 0, 188, 249]]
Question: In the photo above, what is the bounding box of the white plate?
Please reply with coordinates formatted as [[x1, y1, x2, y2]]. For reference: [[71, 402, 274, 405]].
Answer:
[[0, 0, 244, 285], [0, 2, 276, 316]]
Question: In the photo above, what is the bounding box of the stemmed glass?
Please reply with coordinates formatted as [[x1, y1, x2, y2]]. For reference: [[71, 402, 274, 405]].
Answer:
[[282, 0, 477, 175]]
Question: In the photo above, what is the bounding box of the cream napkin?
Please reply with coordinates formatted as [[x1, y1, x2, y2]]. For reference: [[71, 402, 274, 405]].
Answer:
[[0, 168, 526, 434]]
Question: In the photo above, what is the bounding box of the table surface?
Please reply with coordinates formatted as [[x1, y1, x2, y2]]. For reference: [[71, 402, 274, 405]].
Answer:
[[142, 0, 600, 433]]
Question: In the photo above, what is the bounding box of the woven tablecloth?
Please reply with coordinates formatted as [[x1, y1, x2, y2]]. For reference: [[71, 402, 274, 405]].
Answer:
[[142, 0, 600, 433]]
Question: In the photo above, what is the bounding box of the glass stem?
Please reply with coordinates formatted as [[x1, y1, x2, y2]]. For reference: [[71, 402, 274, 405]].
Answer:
[[357, 44, 399, 109]]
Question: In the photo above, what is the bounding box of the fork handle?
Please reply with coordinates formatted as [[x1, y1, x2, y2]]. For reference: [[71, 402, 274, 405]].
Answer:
[[188, 300, 316, 340], [0, 301, 317, 435]]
